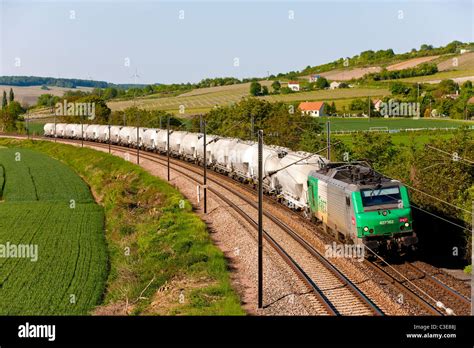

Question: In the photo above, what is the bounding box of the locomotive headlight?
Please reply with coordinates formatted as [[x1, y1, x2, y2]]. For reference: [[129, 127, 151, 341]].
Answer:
[[363, 226, 369, 232], [404, 222, 410, 227]]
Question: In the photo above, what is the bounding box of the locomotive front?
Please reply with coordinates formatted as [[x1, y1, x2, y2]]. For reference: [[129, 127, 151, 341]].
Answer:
[[352, 182, 417, 253]]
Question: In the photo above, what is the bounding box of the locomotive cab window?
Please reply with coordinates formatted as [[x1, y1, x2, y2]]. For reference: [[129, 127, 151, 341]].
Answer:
[[360, 186, 401, 207]]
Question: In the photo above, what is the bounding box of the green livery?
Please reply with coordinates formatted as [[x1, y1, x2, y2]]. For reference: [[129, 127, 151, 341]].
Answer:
[[307, 163, 417, 253]]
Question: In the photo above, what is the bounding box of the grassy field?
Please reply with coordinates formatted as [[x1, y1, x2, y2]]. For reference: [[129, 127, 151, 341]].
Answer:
[[334, 131, 456, 147], [0, 148, 107, 315], [0, 139, 244, 315], [392, 69, 474, 83], [320, 117, 472, 132], [107, 83, 390, 116], [0, 85, 93, 107]]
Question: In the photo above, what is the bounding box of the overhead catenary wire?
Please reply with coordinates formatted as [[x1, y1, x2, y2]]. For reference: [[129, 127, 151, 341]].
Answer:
[[265, 141, 341, 179]]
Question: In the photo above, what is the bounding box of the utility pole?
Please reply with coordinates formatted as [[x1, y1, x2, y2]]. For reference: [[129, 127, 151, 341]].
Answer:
[[54, 112, 58, 142], [108, 123, 111, 154], [326, 121, 331, 160], [167, 116, 170, 181], [26, 110, 29, 139], [159, 115, 162, 129], [417, 83, 420, 118], [136, 116, 140, 165], [251, 115, 254, 140], [81, 114, 84, 148], [203, 120, 207, 214], [368, 96, 370, 121], [257, 129, 263, 309]]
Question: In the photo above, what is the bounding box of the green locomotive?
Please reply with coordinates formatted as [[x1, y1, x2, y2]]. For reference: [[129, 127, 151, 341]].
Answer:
[[307, 162, 418, 253]]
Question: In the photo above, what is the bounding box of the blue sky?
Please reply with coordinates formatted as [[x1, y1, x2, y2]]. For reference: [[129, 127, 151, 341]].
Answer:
[[0, 0, 473, 84]]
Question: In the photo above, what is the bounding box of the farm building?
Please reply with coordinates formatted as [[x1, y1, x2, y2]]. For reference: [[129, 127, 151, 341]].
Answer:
[[309, 74, 321, 82], [299, 101, 325, 117], [288, 81, 300, 92], [329, 81, 341, 89], [442, 90, 460, 100]]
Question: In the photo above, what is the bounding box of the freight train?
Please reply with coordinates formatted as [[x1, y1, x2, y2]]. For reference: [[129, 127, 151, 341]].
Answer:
[[44, 123, 417, 253]]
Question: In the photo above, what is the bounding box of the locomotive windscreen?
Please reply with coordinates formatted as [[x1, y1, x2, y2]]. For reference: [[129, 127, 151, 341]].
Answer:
[[360, 186, 401, 207]]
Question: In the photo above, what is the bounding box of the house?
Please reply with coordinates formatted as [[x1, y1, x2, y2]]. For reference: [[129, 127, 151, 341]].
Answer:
[[373, 99, 383, 112], [309, 74, 320, 82], [460, 49, 471, 54], [287, 81, 300, 92], [442, 93, 460, 100], [299, 101, 325, 117], [329, 81, 341, 89]]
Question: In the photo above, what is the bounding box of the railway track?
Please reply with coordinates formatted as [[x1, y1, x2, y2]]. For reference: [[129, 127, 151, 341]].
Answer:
[[45, 136, 384, 315], [382, 262, 470, 316], [5, 135, 471, 315]]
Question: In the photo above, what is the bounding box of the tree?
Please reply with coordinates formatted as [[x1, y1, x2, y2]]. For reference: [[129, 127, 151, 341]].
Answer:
[[9, 88, 14, 102], [271, 80, 281, 93], [2, 91, 7, 109], [249, 82, 262, 96], [462, 80, 472, 90], [261, 86, 269, 96], [350, 132, 398, 170], [315, 77, 329, 89]]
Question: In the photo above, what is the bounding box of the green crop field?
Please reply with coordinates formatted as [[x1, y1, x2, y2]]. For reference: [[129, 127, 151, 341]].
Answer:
[[0, 148, 107, 315], [106, 82, 390, 117], [319, 117, 473, 132]]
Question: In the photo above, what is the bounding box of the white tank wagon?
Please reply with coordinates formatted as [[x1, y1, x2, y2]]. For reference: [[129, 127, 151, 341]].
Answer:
[[54, 123, 68, 137], [85, 124, 101, 140], [196, 135, 217, 165], [211, 137, 239, 174], [64, 124, 76, 138], [97, 125, 110, 142], [155, 130, 169, 153], [168, 131, 188, 156], [118, 126, 136, 146], [109, 126, 122, 144], [43, 123, 55, 137], [228, 141, 256, 181], [142, 128, 161, 151], [180, 133, 202, 161], [72, 124, 86, 139], [128, 127, 147, 148], [273, 151, 328, 210], [248, 145, 285, 193]]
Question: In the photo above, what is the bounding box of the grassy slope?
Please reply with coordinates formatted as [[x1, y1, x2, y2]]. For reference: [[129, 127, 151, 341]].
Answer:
[[0, 139, 244, 315], [0, 148, 107, 315], [321, 117, 473, 131], [107, 83, 390, 116]]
